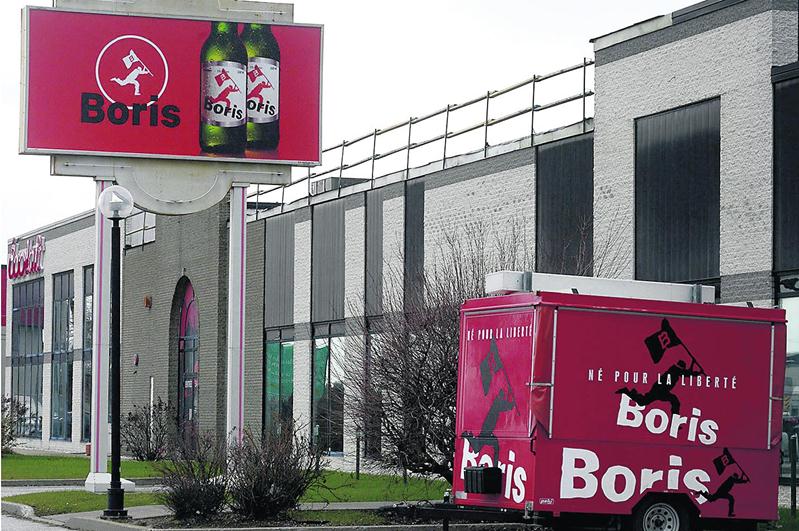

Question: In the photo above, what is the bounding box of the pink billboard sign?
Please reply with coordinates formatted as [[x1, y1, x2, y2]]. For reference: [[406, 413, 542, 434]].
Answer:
[[21, 8, 322, 166]]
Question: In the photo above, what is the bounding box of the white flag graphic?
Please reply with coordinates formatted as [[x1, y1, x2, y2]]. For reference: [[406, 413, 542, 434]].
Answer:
[[122, 50, 140, 69]]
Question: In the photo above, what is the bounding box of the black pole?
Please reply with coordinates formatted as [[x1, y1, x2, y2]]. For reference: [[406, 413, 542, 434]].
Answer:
[[104, 218, 127, 519], [791, 434, 797, 519]]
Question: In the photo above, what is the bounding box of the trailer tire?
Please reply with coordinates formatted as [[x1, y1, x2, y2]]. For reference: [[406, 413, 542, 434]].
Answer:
[[631, 498, 692, 531]]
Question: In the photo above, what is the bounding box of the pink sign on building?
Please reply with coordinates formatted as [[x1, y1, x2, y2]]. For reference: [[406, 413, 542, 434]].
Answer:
[[7, 236, 46, 280], [1, 264, 6, 327]]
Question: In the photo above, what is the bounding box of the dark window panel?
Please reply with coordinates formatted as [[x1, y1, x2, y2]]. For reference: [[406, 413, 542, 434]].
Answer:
[[312, 202, 345, 323], [635, 98, 720, 283], [265, 212, 295, 328], [536, 133, 594, 275], [775, 77, 799, 272], [365, 189, 384, 317]]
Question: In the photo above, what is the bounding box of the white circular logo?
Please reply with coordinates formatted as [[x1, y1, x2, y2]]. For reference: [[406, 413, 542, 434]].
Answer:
[[95, 35, 169, 109]]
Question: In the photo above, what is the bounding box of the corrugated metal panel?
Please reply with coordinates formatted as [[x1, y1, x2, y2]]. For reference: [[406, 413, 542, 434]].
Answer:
[[635, 98, 720, 283], [404, 180, 425, 310], [365, 189, 383, 316], [775, 77, 799, 272], [312, 201, 345, 322], [536, 133, 594, 275], [265, 213, 294, 327]]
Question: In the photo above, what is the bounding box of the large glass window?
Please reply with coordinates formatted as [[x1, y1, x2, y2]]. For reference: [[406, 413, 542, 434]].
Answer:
[[51, 271, 74, 440], [781, 274, 799, 415], [312, 322, 345, 454], [11, 278, 44, 439], [780, 272, 799, 478], [263, 328, 294, 432], [124, 209, 156, 249], [81, 266, 93, 442]]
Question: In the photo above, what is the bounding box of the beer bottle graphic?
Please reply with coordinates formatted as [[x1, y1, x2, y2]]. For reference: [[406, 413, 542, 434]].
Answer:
[[200, 21, 247, 154], [242, 23, 280, 150]]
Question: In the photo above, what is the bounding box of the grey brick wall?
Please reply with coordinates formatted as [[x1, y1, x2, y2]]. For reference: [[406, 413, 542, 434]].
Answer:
[[121, 200, 228, 438], [594, 7, 794, 299], [382, 185, 404, 307], [292, 214, 312, 429], [423, 148, 536, 274], [344, 202, 365, 319], [244, 219, 265, 433]]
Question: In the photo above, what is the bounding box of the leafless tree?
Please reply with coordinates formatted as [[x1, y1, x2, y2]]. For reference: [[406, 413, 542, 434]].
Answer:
[[342, 213, 629, 484]]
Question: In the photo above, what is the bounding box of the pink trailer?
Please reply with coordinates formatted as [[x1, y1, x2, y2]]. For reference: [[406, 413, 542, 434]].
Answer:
[[452, 288, 786, 530]]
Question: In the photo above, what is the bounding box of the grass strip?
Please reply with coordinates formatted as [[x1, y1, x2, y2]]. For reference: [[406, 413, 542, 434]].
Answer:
[[1, 454, 159, 480], [2, 471, 446, 516], [2, 491, 162, 516]]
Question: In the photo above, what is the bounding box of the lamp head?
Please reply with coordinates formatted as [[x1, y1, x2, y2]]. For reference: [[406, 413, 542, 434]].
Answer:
[[98, 185, 135, 220]]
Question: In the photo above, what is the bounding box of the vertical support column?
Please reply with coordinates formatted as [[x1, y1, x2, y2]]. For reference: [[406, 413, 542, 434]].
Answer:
[[85, 179, 111, 491], [226, 184, 248, 444]]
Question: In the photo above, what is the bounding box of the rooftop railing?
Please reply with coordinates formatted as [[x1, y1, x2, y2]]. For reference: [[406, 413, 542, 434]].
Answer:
[[247, 58, 594, 219]]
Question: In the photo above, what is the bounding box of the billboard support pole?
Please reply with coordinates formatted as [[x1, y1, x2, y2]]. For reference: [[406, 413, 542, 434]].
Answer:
[[226, 183, 248, 444], [85, 179, 134, 493]]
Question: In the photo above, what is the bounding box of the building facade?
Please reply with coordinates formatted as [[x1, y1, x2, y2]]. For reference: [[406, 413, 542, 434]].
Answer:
[[4, 0, 799, 466]]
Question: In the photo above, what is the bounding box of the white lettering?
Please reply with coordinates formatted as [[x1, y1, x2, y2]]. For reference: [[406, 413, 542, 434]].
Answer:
[[560, 448, 599, 499], [601, 465, 636, 502], [616, 394, 644, 428]]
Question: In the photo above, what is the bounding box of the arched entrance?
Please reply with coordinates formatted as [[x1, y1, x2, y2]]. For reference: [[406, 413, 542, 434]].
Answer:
[[176, 278, 199, 445]]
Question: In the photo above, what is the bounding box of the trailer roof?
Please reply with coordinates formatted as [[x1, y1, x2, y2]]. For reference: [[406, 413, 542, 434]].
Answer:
[[462, 291, 786, 323]]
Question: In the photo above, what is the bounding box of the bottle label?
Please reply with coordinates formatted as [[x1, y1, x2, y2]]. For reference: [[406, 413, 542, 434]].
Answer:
[[201, 61, 246, 127], [246, 57, 279, 124]]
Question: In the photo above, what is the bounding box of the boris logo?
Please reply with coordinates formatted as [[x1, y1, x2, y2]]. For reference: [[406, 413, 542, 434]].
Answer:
[[81, 35, 179, 127], [459, 439, 528, 503], [560, 448, 711, 504], [201, 62, 246, 127], [246, 58, 279, 123], [458, 339, 529, 503]]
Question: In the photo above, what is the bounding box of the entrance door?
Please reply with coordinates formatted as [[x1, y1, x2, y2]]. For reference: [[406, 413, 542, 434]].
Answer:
[[177, 280, 199, 446]]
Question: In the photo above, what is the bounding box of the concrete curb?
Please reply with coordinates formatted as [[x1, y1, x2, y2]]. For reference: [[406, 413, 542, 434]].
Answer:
[[64, 520, 537, 531], [2, 500, 36, 519], [2, 500, 73, 529], [3, 478, 162, 487]]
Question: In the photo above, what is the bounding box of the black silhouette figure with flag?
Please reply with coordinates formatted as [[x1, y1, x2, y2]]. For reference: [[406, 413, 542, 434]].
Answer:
[[463, 338, 519, 457], [693, 448, 750, 517], [616, 319, 704, 414]]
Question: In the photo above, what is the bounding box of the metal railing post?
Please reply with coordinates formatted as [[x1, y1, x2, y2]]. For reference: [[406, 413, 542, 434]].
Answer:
[[483, 91, 490, 158], [280, 184, 286, 213], [339, 140, 346, 180], [531, 77, 536, 141], [582, 58, 587, 133], [405, 117, 413, 178], [370, 129, 378, 184], [307, 168, 311, 199], [443, 104, 450, 170]]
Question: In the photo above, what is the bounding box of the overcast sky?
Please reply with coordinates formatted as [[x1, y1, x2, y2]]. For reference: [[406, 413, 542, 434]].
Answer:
[[1, 0, 695, 257]]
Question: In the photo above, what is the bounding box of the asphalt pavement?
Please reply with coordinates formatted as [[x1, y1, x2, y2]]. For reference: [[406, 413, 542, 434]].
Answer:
[[1, 514, 66, 530]]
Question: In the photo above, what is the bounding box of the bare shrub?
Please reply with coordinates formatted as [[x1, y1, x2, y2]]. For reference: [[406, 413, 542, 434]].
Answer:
[[157, 431, 227, 519], [2, 397, 26, 454], [228, 425, 326, 520], [121, 397, 177, 461]]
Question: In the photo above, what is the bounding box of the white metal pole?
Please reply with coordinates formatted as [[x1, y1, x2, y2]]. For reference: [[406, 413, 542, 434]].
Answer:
[[85, 179, 111, 491], [226, 184, 248, 444]]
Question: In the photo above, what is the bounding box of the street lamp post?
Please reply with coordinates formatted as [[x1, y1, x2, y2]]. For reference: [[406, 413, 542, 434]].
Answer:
[[97, 186, 134, 520]]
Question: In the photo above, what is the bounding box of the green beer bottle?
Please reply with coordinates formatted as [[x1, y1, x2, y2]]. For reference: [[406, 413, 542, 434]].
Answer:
[[242, 23, 280, 150], [200, 21, 247, 154]]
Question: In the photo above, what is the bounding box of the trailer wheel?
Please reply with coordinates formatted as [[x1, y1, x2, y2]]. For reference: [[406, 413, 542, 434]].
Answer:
[[632, 498, 692, 531]]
